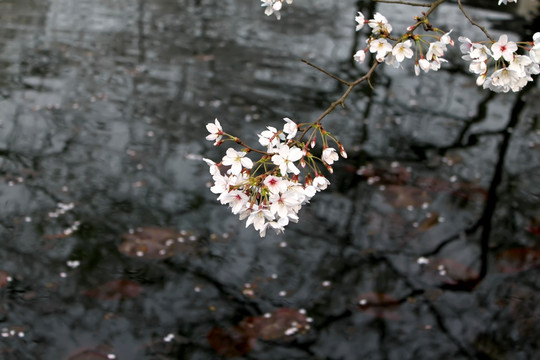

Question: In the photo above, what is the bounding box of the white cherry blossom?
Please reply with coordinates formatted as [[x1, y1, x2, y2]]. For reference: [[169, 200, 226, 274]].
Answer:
[[426, 41, 447, 61], [369, 38, 393, 61], [354, 49, 366, 63], [458, 36, 474, 54], [368, 12, 392, 34], [221, 148, 253, 175], [529, 32, 540, 63], [258, 126, 281, 149], [440, 30, 454, 46], [321, 147, 339, 165], [313, 176, 330, 191], [470, 44, 491, 61], [245, 205, 275, 234], [392, 40, 413, 62], [205, 118, 223, 145], [469, 59, 487, 75], [269, 191, 302, 218], [271, 145, 303, 175], [202, 158, 220, 176], [355, 12, 365, 31], [220, 190, 249, 214], [498, 0, 517, 5], [210, 173, 229, 195], [283, 117, 298, 139]]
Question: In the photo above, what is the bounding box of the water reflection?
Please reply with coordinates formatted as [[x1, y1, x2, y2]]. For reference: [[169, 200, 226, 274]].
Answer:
[[0, 0, 538, 359]]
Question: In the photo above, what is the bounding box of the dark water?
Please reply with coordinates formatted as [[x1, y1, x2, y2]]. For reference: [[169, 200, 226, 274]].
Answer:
[[0, 0, 539, 359]]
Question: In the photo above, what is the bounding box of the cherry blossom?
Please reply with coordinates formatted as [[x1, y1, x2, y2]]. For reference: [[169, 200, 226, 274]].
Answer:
[[210, 173, 229, 195], [207, 0, 535, 237], [203, 114, 347, 237], [220, 190, 249, 214], [221, 148, 253, 175], [205, 118, 223, 145], [469, 44, 491, 61], [530, 32, 540, 62], [369, 38, 393, 62], [264, 175, 287, 194], [269, 191, 302, 219], [491, 34, 518, 62], [202, 158, 219, 176], [355, 12, 365, 31], [458, 36, 474, 54], [283, 117, 298, 139], [321, 147, 339, 165], [245, 205, 275, 233], [459, 32, 539, 92], [258, 126, 282, 149], [261, 0, 293, 20], [440, 30, 454, 46], [368, 12, 392, 35], [354, 49, 366, 63], [272, 145, 303, 175], [392, 40, 413, 63], [313, 176, 330, 191], [426, 41, 447, 61]]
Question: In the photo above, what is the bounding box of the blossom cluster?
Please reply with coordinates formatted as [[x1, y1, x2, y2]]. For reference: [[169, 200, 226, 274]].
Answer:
[[204, 118, 345, 237], [353, 11, 454, 75], [261, 0, 293, 20], [459, 33, 540, 92]]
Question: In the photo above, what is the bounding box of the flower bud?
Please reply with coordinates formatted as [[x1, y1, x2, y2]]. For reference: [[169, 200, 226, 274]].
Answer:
[[339, 145, 348, 158]]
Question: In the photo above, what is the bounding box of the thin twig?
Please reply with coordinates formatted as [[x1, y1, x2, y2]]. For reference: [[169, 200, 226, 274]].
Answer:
[[224, 136, 272, 156], [457, 0, 495, 41], [425, 0, 448, 17], [302, 59, 351, 85], [313, 61, 380, 125], [373, 0, 431, 7], [298, 0, 448, 136], [404, 0, 449, 34]]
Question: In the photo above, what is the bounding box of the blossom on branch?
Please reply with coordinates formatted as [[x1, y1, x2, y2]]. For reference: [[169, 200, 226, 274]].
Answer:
[[206, 0, 536, 237], [460, 32, 540, 92], [204, 116, 347, 237]]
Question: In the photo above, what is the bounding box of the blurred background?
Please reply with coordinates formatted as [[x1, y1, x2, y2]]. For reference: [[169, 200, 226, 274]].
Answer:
[[0, 0, 538, 359]]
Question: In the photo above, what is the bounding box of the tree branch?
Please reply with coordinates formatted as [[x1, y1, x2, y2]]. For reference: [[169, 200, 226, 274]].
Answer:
[[374, 0, 431, 7], [457, 0, 495, 42]]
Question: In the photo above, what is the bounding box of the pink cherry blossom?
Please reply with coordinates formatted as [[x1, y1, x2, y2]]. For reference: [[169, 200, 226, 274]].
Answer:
[[491, 34, 517, 62]]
